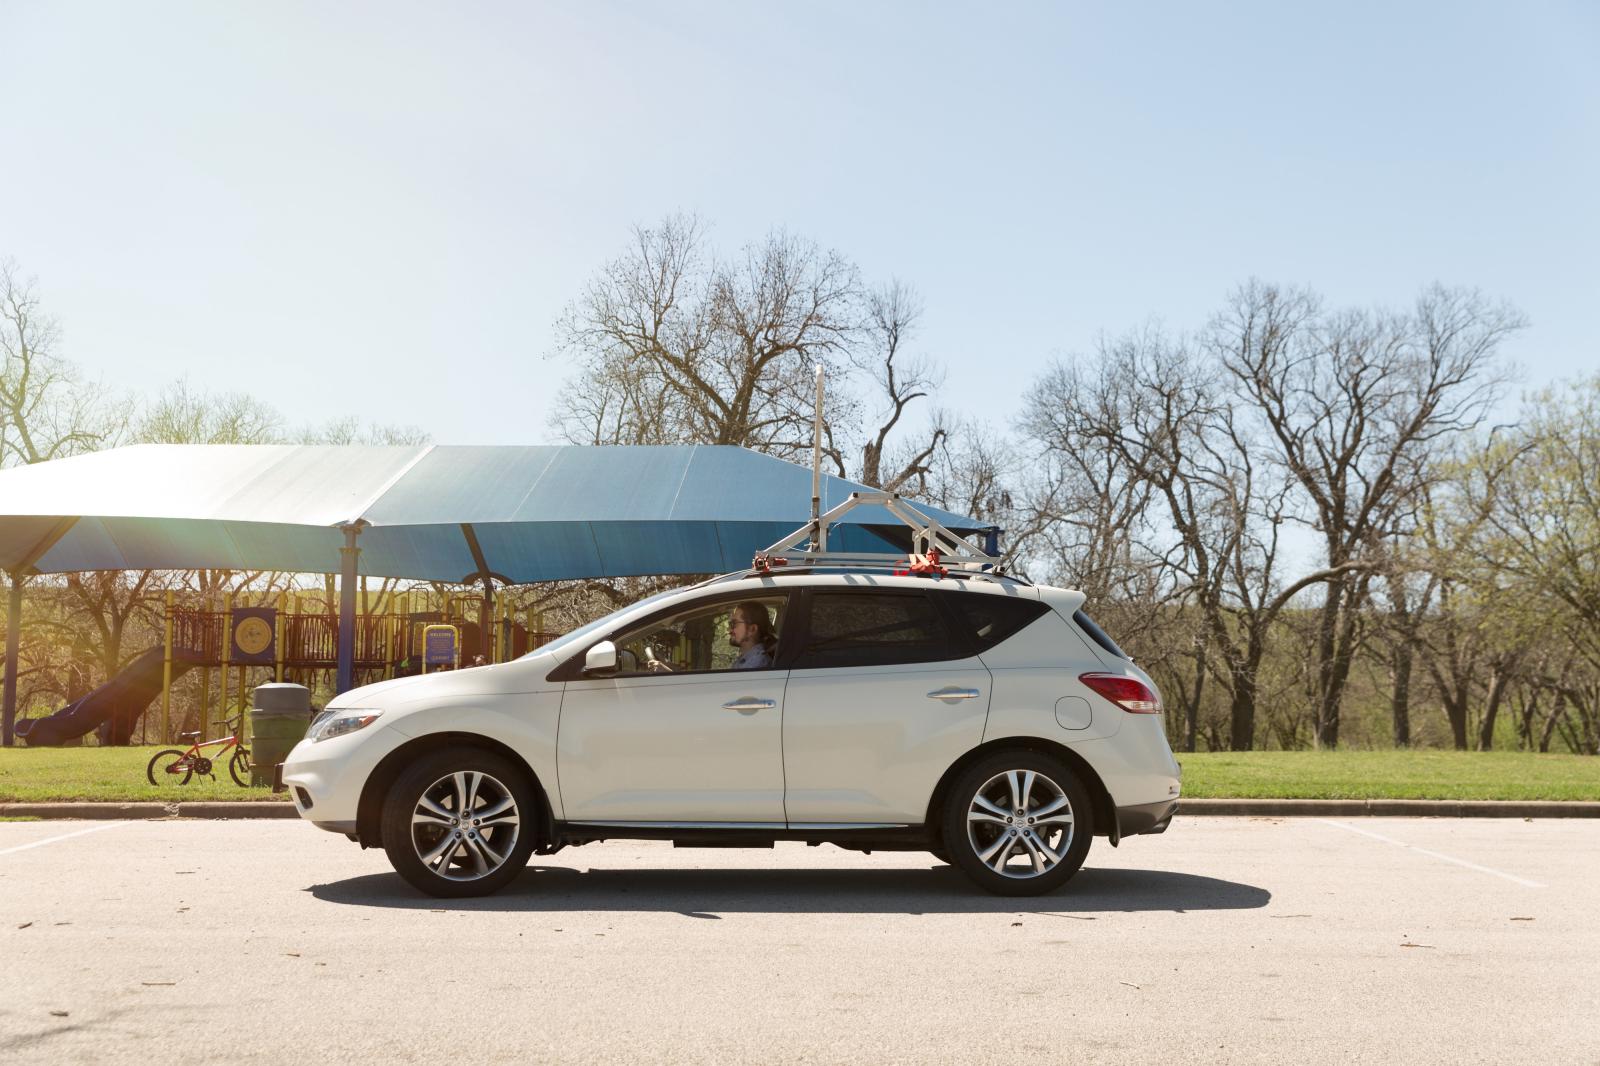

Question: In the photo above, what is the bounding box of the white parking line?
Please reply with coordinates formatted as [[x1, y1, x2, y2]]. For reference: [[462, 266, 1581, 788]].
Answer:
[[0, 822, 130, 857], [1317, 819, 1547, 889]]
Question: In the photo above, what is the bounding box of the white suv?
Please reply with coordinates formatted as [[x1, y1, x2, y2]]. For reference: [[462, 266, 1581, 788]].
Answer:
[[281, 569, 1180, 898]]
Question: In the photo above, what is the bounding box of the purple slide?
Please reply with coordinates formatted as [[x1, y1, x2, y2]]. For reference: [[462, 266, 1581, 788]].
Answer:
[[18, 647, 196, 746]]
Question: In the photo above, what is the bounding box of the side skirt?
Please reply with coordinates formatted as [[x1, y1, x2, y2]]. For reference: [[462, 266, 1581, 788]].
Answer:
[[554, 821, 936, 853]]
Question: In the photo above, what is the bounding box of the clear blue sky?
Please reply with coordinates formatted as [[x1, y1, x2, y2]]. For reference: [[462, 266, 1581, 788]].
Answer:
[[4, 1, 1596, 442]]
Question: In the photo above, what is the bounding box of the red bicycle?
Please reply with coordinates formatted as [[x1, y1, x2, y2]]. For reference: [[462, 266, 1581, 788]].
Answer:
[[146, 714, 252, 787]]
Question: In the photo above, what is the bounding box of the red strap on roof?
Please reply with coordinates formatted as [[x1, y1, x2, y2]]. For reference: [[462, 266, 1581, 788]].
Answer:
[[894, 547, 947, 578]]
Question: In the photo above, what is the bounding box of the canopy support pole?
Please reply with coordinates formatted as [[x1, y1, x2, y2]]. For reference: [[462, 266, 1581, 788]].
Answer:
[[459, 524, 495, 665], [810, 364, 825, 554], [3, 572, 22, 747], [0, 518, 74, 747], [336, 522, 367, 694]]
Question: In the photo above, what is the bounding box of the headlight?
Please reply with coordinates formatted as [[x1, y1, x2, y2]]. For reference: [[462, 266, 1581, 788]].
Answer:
[[307, 709, 383, 742]]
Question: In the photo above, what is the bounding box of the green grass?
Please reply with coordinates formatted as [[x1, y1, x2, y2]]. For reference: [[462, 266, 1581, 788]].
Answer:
[[1179, 750, 1600, 801], [0, 746, 290, 803], [2, 746, 1597, 804]]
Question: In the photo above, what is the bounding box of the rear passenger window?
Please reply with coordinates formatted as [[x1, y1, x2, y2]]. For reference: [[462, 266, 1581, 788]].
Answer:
[[942, 593, 1050, 652], [1073, 609, 1130, 660], [795, 592, 956, 669]]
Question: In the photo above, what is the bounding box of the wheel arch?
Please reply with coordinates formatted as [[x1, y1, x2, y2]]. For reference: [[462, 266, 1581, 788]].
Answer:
[[356, 731, 553, 849], [924, 735, 1120, 846]]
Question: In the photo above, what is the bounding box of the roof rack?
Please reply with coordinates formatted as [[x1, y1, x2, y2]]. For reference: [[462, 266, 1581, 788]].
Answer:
[[744, 490, 1016, 584]]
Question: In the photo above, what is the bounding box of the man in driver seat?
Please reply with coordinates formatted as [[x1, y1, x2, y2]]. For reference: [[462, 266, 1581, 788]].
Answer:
[[727, 600, 777, 670], [646, 600, 776, 672]]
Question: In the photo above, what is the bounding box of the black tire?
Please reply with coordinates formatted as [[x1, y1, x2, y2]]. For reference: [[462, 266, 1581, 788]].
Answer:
[[147, 749, 193, 786], [941, 749, 1094, 897], [381, 747, 541, 899], [229, 749, 251, 788]]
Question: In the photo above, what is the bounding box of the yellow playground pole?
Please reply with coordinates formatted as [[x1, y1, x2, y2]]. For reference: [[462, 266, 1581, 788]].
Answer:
[[275, 590, 287, 683], [221, 592, 233, 731], [489, 601, 499, 664], [198, 593, 210, 742], [161, 590, 174, 744], [199, 644, 210, 743], [384, 593, 398, 679]]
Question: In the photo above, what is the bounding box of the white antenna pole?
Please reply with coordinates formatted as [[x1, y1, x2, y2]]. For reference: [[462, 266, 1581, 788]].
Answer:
[[811, 363, 825, 553]]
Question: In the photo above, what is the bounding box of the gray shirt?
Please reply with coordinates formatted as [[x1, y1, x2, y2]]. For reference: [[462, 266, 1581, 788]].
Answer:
[[731, 644, 773, 670]]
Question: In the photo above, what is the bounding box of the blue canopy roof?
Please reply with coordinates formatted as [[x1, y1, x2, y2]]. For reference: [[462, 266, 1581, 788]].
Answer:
[[0, 444, 984, 583]]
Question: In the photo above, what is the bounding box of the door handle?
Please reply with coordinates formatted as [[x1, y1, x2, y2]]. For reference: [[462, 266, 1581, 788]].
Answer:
[[722, 698, 775, 713], [927, 687, 981, 702]]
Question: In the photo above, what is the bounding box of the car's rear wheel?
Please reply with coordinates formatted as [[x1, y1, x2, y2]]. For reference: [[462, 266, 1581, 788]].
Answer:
[[380, 748, 539, 898], [942, 750, 1093, 896]]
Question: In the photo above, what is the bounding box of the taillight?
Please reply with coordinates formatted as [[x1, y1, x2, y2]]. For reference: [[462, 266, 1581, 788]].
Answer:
[[1079, 673, 1162, 714]]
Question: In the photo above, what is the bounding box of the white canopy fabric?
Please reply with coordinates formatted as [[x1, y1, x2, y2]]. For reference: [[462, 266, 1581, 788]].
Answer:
[[0, 444, 986, 582]]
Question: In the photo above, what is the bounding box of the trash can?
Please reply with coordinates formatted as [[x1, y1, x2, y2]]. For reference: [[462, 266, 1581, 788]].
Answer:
[[250, 683, 312, 788]]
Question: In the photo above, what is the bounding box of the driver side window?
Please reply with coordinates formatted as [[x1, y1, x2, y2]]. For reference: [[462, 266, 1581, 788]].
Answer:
[[612, 595, 787, 676]]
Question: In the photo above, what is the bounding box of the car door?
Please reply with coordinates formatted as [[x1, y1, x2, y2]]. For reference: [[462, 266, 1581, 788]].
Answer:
[[781, 586, 992, 826], [557, 591, 791, 825]]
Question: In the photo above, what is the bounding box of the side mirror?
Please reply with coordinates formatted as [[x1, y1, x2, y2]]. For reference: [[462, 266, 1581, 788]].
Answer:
[[583, 641, 618, 675]]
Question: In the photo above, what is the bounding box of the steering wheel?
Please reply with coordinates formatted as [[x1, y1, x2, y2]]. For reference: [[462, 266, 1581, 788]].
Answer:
[[616, 647, 641, 672]]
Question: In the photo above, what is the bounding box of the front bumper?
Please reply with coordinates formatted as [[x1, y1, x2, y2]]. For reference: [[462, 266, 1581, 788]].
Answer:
[[279, 724, 410, 835]]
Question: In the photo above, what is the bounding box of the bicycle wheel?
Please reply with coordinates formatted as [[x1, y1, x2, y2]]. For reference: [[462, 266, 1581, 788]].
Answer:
[[229, 748, 252, 788], [147, 749, 193, 786]]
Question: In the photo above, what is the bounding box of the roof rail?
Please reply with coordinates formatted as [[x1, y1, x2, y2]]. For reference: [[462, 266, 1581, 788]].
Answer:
[[747, 491, 1011, 582]]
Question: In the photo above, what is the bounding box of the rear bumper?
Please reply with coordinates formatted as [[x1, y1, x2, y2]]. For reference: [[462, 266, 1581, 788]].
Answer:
[[1116, 798, 1177, 837]]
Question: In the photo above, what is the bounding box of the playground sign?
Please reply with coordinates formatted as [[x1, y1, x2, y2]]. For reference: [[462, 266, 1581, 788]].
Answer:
[[422, 624, 459, 671], [230, 608, 277, 664]]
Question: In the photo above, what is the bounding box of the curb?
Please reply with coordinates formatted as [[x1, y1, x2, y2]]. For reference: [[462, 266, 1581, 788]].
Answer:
[[2, 799, 1599, 820], [1179, 798, 1600, 818], [0, 801, 297, 820]]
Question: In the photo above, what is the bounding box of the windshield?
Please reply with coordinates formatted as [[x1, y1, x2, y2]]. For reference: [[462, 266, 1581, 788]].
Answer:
[[517, 587, 687, 661]]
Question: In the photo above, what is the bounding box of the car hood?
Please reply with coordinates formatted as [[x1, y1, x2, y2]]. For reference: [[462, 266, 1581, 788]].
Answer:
[[324, 652, 560, 710]]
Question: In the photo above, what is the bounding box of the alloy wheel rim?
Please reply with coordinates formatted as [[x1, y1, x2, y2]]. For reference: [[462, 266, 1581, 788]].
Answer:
[[965, 769, 1074, 879], [410, 771, 521, 882]]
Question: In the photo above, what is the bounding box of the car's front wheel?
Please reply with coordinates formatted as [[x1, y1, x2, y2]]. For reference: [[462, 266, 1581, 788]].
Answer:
[[941, 750, 1093, 896], [380, 747, 539, 898]]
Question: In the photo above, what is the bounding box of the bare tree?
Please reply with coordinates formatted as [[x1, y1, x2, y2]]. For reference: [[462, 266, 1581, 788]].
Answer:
[[1214, 281, 1521, 747], [138, 379, 429, 447], [837, 281, 948, 492], [1024, 328, 1365, 750], [138, 379, 284, 444], [0, 259, 124, 467], [550, 215, 861, 459], [298, 416, 431, 446], [1461, 378, 1600, 753]]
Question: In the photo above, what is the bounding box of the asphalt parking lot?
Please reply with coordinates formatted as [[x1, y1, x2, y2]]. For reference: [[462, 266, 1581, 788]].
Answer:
[[2, 816, 1596, 1065]]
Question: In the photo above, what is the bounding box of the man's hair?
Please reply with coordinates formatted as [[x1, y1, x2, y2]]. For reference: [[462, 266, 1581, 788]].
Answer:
[[733, 601, 777, 650]]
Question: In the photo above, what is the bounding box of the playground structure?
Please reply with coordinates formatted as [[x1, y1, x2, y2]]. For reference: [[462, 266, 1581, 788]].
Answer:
[[19, 584, 564, 747]]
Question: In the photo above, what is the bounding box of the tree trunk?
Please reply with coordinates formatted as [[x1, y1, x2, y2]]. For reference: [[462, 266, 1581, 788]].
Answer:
[[1444, 695, 1469, 750], [1313, 580, 1343, 747], [1390, 645, 1413, 748], [1184, 635, 1207, 754], [1228, 656, 1259, 751], [1537, 691, 1566, 753], [1430, 662, 1470, 751], [1477, 668, 1509, 751]]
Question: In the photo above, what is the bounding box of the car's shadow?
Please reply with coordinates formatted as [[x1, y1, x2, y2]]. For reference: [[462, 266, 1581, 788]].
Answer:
[[308, 863, 1270, 914]]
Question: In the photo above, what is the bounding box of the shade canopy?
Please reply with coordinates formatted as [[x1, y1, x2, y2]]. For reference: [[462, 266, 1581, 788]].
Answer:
[[0, 444, 985, 583]]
